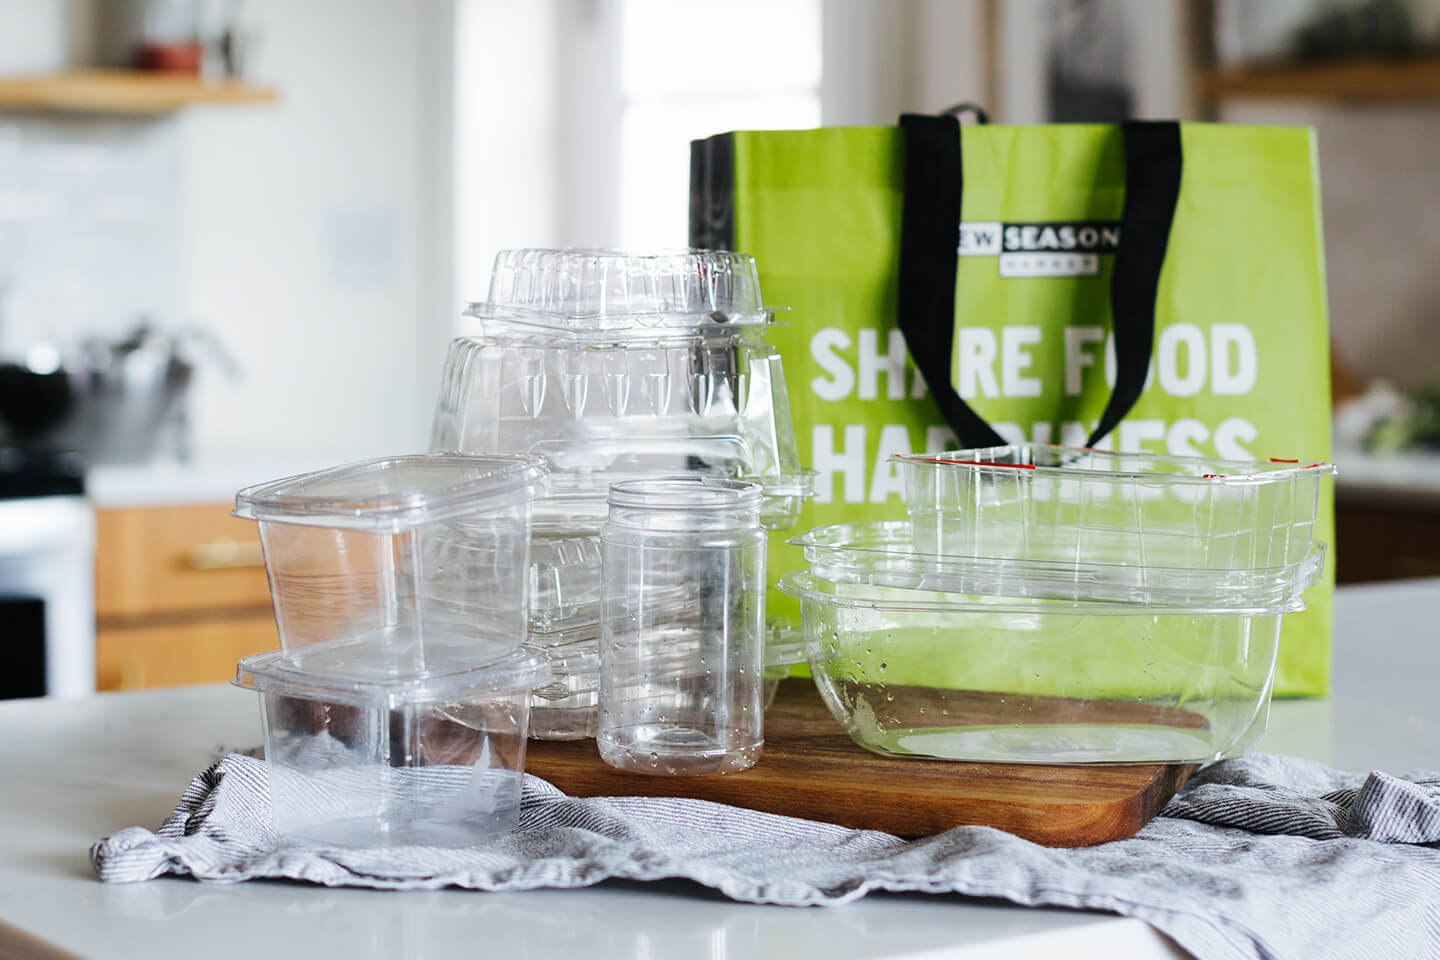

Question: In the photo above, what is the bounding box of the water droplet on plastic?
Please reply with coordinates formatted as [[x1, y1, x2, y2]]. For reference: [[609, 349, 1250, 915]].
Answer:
[[885, 691, 894, 702], [879, 662, 888, 672]]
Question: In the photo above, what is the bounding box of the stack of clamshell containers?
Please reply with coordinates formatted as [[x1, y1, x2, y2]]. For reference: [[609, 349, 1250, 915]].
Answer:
[[429, 250, 813, 748]]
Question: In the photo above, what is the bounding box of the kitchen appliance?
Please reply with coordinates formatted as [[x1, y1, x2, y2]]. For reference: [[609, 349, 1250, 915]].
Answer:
[[0, 448, 93, 699], [0, 324, 239, 464]]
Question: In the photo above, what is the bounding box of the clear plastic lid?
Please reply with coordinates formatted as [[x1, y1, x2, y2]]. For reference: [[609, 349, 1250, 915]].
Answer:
[[467, 249, 772, 332], [788, 521, 1324, 609], [234, 454, 548, 532], [233, 646, 552, 708], [893, 445, 1337, 484]]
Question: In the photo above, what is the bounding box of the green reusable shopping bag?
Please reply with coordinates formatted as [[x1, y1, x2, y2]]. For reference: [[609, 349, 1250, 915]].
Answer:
[[690, 117, 1334, 697]]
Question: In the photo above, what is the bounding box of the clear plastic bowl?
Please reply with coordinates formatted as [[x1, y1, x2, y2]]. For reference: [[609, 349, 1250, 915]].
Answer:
[[429, 249, 811, 532], [529, 619, 807, 742], [234, 646, 549, 847], [233, 454, 547, 677], [895, 446, 1335, 571], [778, 570, 1306, 765], [790, 521, 1324, 608]]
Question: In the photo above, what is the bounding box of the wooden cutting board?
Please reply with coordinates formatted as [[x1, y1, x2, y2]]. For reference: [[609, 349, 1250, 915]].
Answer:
[[525, 681, 1196, 847]]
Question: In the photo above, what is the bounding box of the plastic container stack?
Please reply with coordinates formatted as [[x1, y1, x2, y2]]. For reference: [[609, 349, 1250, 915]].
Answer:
[[230, 454, 553, 846], [429, 250, 813, 745], [780, 445, 1335, 765]]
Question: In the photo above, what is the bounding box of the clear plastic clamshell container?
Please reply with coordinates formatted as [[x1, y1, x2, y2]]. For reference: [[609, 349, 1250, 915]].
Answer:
[[779, 570, 1306, 765], [234, 646, 549, 846], [482, 248, 773, 331], [529, 533, 603, 634], [791, 521, 1324, 608], [529, 620, 807, 742], [429, 249, 812, 532], [234, 455, 547, 678], [895, 446, 1335, 571]]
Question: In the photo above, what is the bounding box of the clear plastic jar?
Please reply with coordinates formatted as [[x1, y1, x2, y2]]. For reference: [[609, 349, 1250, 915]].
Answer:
[[598, 477, 766, 775]]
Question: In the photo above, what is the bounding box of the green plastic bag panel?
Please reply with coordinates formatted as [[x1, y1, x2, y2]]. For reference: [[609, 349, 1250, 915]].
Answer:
[[726, 123, 1332, 697]]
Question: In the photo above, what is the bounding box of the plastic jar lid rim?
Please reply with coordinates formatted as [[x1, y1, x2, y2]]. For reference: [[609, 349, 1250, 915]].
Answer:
[[607, 476, 763, 510]]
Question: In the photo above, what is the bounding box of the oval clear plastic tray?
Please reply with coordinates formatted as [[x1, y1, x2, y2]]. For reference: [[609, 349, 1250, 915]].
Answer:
[[790, 521, 1324, 609], [778, 571, 1302, 765], [895, 445, 1335, 571]]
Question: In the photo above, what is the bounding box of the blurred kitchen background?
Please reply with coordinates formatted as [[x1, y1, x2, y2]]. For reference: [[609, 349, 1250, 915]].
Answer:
[[2, 0, 1438, 699]]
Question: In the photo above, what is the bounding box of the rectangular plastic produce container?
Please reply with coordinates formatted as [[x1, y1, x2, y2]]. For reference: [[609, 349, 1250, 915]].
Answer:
[[234, 454, 547, 678], [895, 445, 1335, 571], [779, 570, 1308, 765], [234, 646, 549, 846], [429, 250, 812, 531], [791, 521, 1324, 608]]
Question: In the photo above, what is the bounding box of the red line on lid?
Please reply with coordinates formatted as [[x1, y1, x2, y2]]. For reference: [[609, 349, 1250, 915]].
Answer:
[[1269, 458, 1299, 463], [1201, 473, 1225, 479], [1304, 462, 1329, 469]]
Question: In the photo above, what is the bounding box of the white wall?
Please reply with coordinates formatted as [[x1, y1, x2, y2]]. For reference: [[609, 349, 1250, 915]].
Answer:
[[0, 0, 453, 463], [179, 0, 452, 462], [453, 0, 561, 326], [1223, 99, 1440, 392]]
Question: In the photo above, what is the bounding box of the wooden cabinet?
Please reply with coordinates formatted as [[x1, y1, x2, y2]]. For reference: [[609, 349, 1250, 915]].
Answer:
[[1336, 500, 1440, 584], [95, 503, 277, 690]]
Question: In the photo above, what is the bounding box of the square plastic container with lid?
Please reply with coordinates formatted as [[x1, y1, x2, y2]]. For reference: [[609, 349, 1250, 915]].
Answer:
[[895, 445, 1335, 571], [428, 249, 813, 531], [234, 454, 548, 678], [234, 646, 550, 846], [779, 570, 1309, 765]]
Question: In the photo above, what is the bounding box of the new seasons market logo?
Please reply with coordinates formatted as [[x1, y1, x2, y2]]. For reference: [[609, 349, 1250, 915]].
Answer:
[[958, 221, 1121, 278]]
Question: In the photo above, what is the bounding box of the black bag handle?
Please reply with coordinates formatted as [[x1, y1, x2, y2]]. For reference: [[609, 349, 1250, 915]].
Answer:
[[897, 115, 1183, 450]]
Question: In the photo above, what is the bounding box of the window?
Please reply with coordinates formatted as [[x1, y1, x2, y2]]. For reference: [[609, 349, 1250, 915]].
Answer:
[[617, 0, 822, 248]]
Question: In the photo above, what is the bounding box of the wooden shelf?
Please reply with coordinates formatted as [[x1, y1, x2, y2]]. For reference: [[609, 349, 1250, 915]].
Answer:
[[0, 70, 276, 114], [1205, 57, 1440, 102]]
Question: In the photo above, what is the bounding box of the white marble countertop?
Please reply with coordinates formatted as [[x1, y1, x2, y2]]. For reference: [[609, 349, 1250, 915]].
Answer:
[[1, 579, 1436, 960]]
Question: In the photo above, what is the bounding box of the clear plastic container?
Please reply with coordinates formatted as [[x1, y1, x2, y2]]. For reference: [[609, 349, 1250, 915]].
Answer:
[[530, 619, 806, 741], [790, 521, 1325, 608], [530, 630, 602, 740], [233, 646, 550, 846], [529, 533, 603, 633], [481, 248, 772, 330], [429, 249, 811, 531], [233, 455, 547, 678], [778, 570, 1306, 765], [598, 477, 766, 774], [895, 446, 1335, 571]]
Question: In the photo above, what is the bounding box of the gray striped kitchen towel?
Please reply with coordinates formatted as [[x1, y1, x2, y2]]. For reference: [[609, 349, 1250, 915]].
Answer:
[[92, 753, 1440, 960]]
